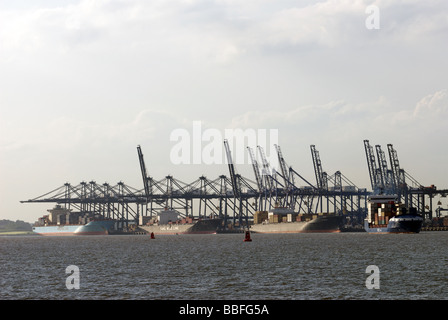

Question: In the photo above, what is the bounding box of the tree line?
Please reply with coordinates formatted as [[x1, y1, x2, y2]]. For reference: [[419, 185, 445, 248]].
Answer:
[[0, 219, 32, 232]]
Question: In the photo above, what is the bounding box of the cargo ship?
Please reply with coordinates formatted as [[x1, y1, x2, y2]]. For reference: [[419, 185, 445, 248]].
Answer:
[[139, 209, 223, 234], [364, 195, 423, 233], [249, 208, 343, 233], [32, 205, 116, 236]]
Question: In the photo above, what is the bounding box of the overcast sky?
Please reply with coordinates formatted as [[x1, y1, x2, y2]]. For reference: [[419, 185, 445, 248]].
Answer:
[[1, 0, 448, 222]]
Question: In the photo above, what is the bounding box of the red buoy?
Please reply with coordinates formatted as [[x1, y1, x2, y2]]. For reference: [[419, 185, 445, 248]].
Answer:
[[150, 232, 155, 239], [243, 230, 252, 242]]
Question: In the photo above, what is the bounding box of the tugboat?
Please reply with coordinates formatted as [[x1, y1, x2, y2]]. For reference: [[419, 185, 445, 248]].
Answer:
[[364, 195, 423, 233]]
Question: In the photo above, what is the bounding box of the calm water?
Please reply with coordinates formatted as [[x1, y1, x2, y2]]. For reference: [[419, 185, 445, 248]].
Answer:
[[0, 232, 447, 300]]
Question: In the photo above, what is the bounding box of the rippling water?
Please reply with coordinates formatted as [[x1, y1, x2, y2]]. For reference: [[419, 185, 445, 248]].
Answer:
[[0, 232, 447, 300]]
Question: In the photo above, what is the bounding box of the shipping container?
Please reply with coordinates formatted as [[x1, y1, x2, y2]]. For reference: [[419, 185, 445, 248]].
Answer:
[[254, 211, 269, 224]]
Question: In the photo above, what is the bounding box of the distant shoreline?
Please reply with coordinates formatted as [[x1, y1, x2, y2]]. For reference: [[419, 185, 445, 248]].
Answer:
[[0, 231, 37, 236]]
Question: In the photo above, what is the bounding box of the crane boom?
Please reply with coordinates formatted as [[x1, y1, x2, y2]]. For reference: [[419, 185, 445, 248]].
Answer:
[[364, 140, 381, 193], [375, 145, 387, 189], [387, 143, 404, 189], [137, 145, 151, 199], [224, 139, 240, 197], [310, 145, 326, 190], [247, 147, 263, 192], [257, 146, 273, 191], [375, 144, 395, 193], [275, 144, 290, 189]]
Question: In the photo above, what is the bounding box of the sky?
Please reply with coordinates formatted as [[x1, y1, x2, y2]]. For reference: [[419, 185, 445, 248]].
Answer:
[[1, 0, 448, 223]]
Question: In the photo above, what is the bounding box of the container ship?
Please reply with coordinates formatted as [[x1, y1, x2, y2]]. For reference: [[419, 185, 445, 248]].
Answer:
[[364, 195, 423, 233], [139, 209, 223, 234], [249, 208, 343, 233], [32, 205, 116, 236]]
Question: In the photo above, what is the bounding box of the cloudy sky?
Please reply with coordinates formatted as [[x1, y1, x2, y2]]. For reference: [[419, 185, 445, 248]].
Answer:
[[1, 0, 447, 222]]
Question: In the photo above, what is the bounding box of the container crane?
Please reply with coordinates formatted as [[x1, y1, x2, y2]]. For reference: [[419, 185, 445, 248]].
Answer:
[[364, 140, 382, 194], [257, 145, 274, 192], [224, 139, 245, 227], [224, 139, 240, 198], [310, 145, 327, 190], [387, 143, 405, 192], [375, 144, 394, 194], [275, 144, 291, 190], [247, 146, 263, 193], [137, 145, 151, 216]]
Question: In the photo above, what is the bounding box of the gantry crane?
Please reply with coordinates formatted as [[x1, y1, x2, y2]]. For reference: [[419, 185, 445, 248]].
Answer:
[[247, 146, 263, 193], [364, 140, 383, 194], [375, 144, 394, 194], [310, 145, 327, 190]]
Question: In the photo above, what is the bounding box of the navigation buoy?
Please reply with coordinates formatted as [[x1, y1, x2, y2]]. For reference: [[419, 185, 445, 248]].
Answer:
[[150, 232, 155, 239], [243, 230, 252, 242]]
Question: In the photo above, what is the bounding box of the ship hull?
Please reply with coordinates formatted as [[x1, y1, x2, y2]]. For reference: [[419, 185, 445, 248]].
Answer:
[[32, 220, 115, 236], [250, 215, 343, 234], [32, 225, 80, 236], [364, 215, 423, 233], [140, 219, 222, 235], [74, 220, 116, 235]]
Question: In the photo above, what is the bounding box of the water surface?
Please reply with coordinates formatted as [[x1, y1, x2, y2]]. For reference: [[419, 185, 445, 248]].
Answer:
[[0, 232, 446, 300]]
